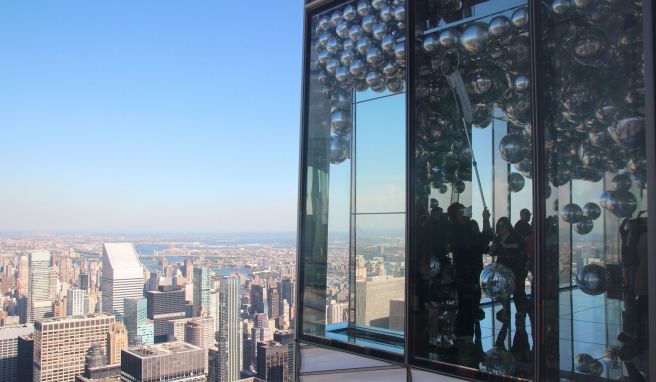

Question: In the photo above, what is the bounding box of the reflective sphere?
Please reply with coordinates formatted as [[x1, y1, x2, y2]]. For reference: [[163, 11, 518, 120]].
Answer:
[[502, 92, 531, 124], [318, 16, 331, 33], [336, 21, 350, 39], [366, 47, 384, 66], [349, 59, 366, 78], [608, 117, 645, 150], [387, 78, 404, 93], [362, 14, 377, 33], [356, 36, 372, 55], [503, 37, 530, 72], [595, 103, 622, 125], [330, 10, 343, 27], [480, 263, 516, 300], [318, 71, 330, 85], [612, 173, 632, 191], [560, 203, 583, 223], [382, 60, 399, 76], [439, 29, 460, 49], [439, 184, 448, 194], [499, 134, 530, 164], [371, 81, 386, 93], [552, 0, 575, 17], [326, 58, 339, 75], [511, 7, 529, 31], [382, 33, 397, 52], [453, 180, 465, 193], [354, 79, 368, 92], [488, 16, 513, 45], [576, 264, 607, 296], [316, 50, 331, 67], [349, 24, 364, 42], [379, 5, 393, 22], [423, 34, 440, 54], [578, 144, 605, 169], [562, 82, 599, 123], [611, 190, 637, 218], [460, 22, 490, 55], [331, 109, 352, 134], [471, 103, 492, 128], [570, 29, 608, 66], [335, 66, 352, 84], [325, 38, 342, 54], [340, 49, 355, 66], [372, 0, 387, 10], [394, 42, 406, 62], [342, 38, 355, 52], [357, 0, 372, 16], [508, 172, 525, 192], [365, 71, 384, 87], [330, 136, 349, 164], [583, 202, 601, 220], [318, 31, 333, 48], [343, 5, 357, 21], [484, 348, 516, 376], [575, 353, 604, 376], [466, 69, 504, 103], [574, 217, 594, 235], [515, 159, 532, 178], [331, 91, 351, 109], [599, 190, 614, 210], [393, 5, 405, 22], [372, 23, 388, 40], [429, 256, 441, 276], [513, 75, 530, 93]]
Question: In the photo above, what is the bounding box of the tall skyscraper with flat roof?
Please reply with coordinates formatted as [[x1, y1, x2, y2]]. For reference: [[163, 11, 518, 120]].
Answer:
[[193, 267, 211, 317], [33, 314, 115, 382], [67, 288, 87, 316], [146, 286, 186, 343], [101, 243, 144, 318], [28, 251, 52, 323], [213, 277, 242, 382], [123, 297, 154, 345]]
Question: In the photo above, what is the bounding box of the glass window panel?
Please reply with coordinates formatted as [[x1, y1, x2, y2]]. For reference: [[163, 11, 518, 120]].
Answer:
[[411, 1, 534, 379], [300, 0, 406, 358], [541, 2, 651, 380]]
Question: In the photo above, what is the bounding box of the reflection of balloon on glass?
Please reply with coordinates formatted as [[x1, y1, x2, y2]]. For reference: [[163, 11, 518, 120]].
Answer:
[[576, 264, 607, 296], [508, 172, 525, 193], [483, 348, 516, 376], [575, 353, 604, 376], [608, 117, 645, 150], [560, 203, 583, 223], [480, 263, 515, 300], [330, 136, 350, 164], [488, 15, 513, 45], [499, 134, 530, 164], [453, 180, 465, 194], [460, 22, 490, 55], [583, 202, 601, 220], [610, 190, 637, 218], [574, 217, 594, 235], [612, 173, 632, 191]]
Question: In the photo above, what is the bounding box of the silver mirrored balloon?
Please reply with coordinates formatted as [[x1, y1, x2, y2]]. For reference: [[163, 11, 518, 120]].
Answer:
[[340, 49, 355, 66], [330, 10, 343, 27], [354, 79, 369, 92], [511, 7, 529, 31], [379, 5, 393, 22], [318, 16, 331, 32], [372, 23, 388, 40], [574, 217, 594, 235], [577, 263, 606, 296], [366, 47, 384, 66], [325, 38, 342, 54], [483, 348, 516, 376], [453, 180, 465, 193], [460, 22, 490, 55], [502, 92, 531, 124], [330, 136, 350, 164], [356, 36, 372, 55], [439, 184, 448, 194], [342, 38, 355, 52], [325, 58, 339, 75], [382, 33, 397, 52], [429, 256, 441, 275], [552, 0, 574, 17], [349, 59, 366, 78], [599, 190, 614, 210], [499, 134, 530, 164], [382, 60, 399, 76], [595, 103, 622, 125], [362, 14, 377, 33], [612, 173, 632, 191], [365, 71, 383, 87], [349, 24, 364, 42], [331, 109, 352, 134], [331, 91, 351, 109], [387, 78, 404, 93], [336, 21, 350, 39], [318, 70, 330, 85], [514, 159, 532, 178], [318, 31, 333, 48], [423, 34, 440, 54], [503, 37, 530, 72], [335, 65, 352, 84], [343, 5, 357, 21], [513, 75, 530, 93], [488, 15, 513, 45], [439, 29, 460, 49], [316, 50, 331, 68], [471, 103, 492, 128], [394, 41, 406, 62], [575, 353, 604, 376], [561, 82, 599, 123], [508, 172, 525, 192], [545, 184, 552, 199], [608, 117, 645, 150], [560, 203, 583, 223], [480, 263, 515, 300], [393, 4, 405, 21], [372, 0, 387, 10], [583, 202, 601, 220], [357, 0, 372, 16], [611, 190, 637, 218], [569, 28, 609, 66]]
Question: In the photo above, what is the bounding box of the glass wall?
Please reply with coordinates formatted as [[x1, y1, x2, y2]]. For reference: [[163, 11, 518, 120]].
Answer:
[[541, 1, 650, 380], [300, 0, 407, 357], [411, 0, 534, 379]]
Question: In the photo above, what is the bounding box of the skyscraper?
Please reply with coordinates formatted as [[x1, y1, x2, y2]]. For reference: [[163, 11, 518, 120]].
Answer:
[[17, 334, 33, 382], [120, 342, 206, 382], [101, 243, 144, 318], [213, 277, 242, 382], [106, 321, 128, 365], [250, 285, 267, 315], [33, 314, 115, 382], [256, 341, 288, 382], [273, 331, 294, 382], [67, 288, 87, 316], [279, 278, 295, 310], [124, 297, 154, 345], [0, 325, 33, 381], [193, 267, 211, 317], [268, 288, 280, 319], [146, 286, 186, 343], [28, 251, 52, 323], [79, 272, 89, 291]]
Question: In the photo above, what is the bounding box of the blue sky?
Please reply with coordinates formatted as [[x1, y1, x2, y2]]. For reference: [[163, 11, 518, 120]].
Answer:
[[0, 1, 303, 233]]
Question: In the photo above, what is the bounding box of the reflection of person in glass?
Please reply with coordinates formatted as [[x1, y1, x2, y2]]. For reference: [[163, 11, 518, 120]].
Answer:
[[447, 202, 492, 366], [489, 217, 527, 322]]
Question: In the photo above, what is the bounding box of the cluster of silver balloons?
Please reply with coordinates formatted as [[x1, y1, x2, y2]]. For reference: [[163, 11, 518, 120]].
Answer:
[[314, 0, 406, 164], [558, 201, 601, 235], [480, 262, 515, 300]]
